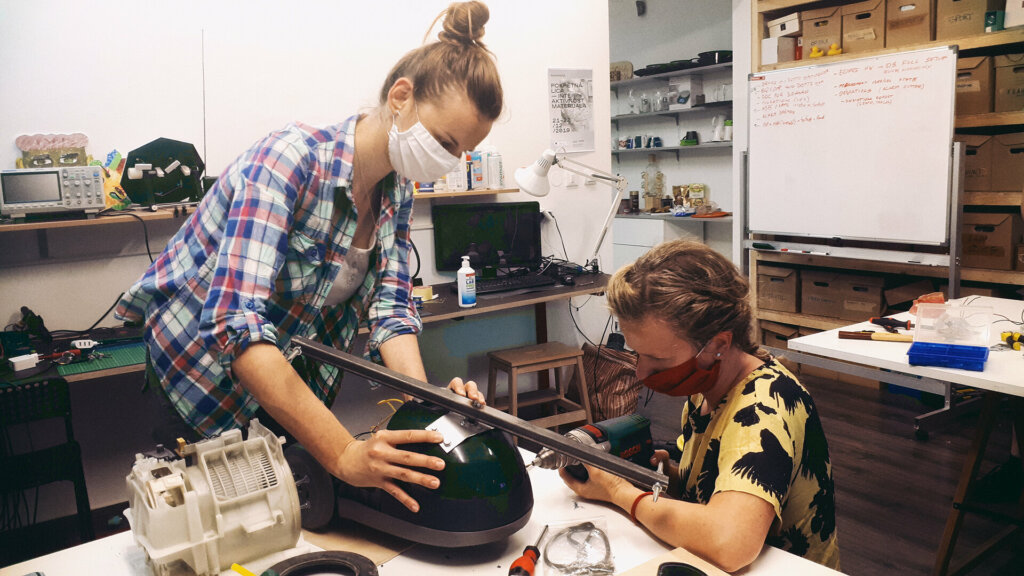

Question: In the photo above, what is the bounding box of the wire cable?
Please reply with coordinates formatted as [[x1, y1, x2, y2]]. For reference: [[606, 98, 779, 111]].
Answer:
[[48, 292, 126, 338], [98, 208, 155, 263], [567, 301, 598, 347], [543, 210, 571, 262], [589, 314, 613, 421]]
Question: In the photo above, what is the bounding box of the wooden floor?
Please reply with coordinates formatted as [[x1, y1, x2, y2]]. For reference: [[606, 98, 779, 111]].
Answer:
[[641, 375, 1024, 575]]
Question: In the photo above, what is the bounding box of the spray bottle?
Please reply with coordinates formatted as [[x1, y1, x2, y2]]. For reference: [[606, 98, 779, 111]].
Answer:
[[457, 255, 476, 308]]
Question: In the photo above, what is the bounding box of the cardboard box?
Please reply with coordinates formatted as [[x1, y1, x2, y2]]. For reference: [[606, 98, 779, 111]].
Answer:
[[936, 0, 1001, 40], [884, 279, 936, 306], [760, 321, 800, 373], [838, 274, 886, 320], [955, 134, 994, 190], [955, 56, 994, 115], [887, 0, 935, 47], [757, 265, 800, 312], [768, 12, 802, 37], [843, 0, 887, 53], [801, 270, 843, 317], [1016, 244, 1024, 270], [990, 132, 1024, 191], [761, 37, 797, 66], [994, 54, 1024, 112], [802, 7, 843, 54], [1007, 0, 1024, 28], [961, 212, 1024, 270]]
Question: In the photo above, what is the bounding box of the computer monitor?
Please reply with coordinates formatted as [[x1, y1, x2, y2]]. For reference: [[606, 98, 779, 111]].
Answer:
[[432, 201, 542, 272]]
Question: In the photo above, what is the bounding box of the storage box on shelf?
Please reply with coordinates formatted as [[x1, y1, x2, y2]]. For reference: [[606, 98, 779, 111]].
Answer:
[[887, 0, 935, 47], [994, 54, 1024, 112], [842, 0, 886, 53], [936, 0, 1001, 41], [757, 265, 800, 313], [955, 56, 994, 116], [962, 212, 1024, 270]]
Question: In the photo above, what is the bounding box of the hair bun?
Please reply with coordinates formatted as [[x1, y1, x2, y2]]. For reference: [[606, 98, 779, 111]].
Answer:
[[439, 1, 489, 48]]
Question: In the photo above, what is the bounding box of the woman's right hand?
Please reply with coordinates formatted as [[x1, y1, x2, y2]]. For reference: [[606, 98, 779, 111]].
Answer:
[[333, 428, 447, 513], [650, 449, 670, 471]]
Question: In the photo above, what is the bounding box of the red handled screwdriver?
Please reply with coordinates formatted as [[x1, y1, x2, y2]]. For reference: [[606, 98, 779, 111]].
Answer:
[[509, 525, 548, 576]]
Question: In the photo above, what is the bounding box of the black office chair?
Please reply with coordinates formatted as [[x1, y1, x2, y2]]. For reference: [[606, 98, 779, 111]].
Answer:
[[0, 378, 94, 543]]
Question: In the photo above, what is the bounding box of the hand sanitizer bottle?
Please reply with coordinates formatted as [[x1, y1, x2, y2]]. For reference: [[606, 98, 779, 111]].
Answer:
[[457, 255, 476, 308]]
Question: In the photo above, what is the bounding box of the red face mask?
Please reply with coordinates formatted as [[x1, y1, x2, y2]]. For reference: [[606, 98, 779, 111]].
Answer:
[[641, 347, 721, 397]]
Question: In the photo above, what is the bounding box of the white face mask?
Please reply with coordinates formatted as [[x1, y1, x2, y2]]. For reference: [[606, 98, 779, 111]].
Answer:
[[387, 106, 462, 182]]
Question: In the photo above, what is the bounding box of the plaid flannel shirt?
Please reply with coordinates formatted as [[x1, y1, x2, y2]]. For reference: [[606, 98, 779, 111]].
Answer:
[[115, 116, 421, 437]]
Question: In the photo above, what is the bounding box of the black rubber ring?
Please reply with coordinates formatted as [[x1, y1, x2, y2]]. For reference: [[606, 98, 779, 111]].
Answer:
[[261, 551, 378, 576]]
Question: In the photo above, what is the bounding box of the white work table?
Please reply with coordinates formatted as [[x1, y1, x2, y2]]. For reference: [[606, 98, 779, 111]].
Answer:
[[784, 296, 1024, 576], [1, 449, 842, 576], [787, 296, 1024, 396]]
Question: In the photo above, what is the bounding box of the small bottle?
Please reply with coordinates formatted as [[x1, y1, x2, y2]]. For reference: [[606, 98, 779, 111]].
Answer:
[[457, 255, 476, 308]]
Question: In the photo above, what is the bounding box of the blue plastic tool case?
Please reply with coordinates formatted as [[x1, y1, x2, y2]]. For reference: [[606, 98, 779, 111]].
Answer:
[[907, 342, 989, 371]]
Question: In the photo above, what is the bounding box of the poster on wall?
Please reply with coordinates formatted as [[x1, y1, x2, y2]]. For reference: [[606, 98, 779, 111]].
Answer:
[[548, 68, 594, 153]]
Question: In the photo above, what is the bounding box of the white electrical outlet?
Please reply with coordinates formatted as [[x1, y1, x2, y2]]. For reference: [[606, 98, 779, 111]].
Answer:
[[566, 173, 579, 187]]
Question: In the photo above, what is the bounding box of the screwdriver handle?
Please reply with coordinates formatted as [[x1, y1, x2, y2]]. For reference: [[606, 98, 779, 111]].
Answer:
[[869, 317, 912, 330], [508, 546, 539, 575]]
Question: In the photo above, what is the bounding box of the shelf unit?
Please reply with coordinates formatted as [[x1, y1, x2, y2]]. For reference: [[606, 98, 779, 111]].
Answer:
[[610, 62, 732, 89], [748, 1, 1024, 342], [611, 101, 733, 124], [0, 207, 190, 234], [615, 214, 733, 224], [412, 188, 518, 200], [612, 142, 733, 159]]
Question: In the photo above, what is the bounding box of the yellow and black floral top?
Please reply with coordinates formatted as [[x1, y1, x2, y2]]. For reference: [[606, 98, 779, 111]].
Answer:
[[675, 359, 840, 570]]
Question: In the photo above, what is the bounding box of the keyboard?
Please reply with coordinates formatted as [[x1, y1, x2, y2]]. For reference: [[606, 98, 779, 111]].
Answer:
[[445, 273, 557, 295]]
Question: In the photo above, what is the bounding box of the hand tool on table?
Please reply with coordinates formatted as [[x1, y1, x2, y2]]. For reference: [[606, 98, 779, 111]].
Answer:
[[869, 317, 913, 333], [839, 330, 913, 342], [509, 525, 548, 576]]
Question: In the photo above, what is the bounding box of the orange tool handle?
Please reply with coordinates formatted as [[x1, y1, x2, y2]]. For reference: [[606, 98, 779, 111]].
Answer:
[[509, 546, 539, 575]]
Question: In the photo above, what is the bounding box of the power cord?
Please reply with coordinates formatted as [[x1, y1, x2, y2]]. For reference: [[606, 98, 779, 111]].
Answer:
[[98, 208, 154, 263], [543, 210, 571, 262]]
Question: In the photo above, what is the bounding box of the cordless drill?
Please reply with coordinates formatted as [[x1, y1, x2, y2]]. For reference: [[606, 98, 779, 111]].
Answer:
[[529, 414, 654, 482]]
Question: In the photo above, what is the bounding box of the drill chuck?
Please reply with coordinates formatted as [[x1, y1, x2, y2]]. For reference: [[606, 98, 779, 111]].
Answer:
[[530, 428, 606, 470]]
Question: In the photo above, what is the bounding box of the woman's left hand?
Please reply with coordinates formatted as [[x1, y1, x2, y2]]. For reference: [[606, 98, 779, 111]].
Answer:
[[559, 464, 629, 504], [447, 376, 486, 406]]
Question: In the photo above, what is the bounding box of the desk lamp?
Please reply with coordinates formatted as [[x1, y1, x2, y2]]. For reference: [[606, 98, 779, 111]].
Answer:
[[514, 149, 626, 273]]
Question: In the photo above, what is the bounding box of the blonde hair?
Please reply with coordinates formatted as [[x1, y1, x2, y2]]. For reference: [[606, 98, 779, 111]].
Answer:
[[607, 240, 760, 355], [379, 1, 503, 120]]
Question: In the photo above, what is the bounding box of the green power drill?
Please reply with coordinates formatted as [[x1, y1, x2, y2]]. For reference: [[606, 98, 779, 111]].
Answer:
[[529, 414, 654, 482]]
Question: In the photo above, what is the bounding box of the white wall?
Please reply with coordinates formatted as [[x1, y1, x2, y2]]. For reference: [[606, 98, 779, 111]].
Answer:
[[0, 0, 613, 333], [0, 0, 613, 518], [607, 0, 734, 259]]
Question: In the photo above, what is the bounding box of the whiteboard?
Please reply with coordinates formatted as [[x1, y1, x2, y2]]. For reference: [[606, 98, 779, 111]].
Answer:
[[748, 47, 957, 245]]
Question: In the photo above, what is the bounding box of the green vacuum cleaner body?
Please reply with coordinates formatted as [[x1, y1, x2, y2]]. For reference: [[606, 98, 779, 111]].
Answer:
[[287, 401, 533, 547]]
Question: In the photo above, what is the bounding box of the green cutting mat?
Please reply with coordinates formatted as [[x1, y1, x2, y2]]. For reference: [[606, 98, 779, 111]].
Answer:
[[57, 341, 146, 376]]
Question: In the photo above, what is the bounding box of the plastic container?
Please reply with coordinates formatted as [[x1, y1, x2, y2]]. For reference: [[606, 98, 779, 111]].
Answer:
[[907, 303, 992, 371], [457, 255, 476, 308], [907, 342, 989, 371]]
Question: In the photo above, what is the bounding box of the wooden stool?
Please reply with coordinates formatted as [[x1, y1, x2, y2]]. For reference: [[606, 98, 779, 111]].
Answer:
[[486, 341, 593, 430]]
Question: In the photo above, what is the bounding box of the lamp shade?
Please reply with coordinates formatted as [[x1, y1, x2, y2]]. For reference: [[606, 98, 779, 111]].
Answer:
[[513, 149, 557, 197]]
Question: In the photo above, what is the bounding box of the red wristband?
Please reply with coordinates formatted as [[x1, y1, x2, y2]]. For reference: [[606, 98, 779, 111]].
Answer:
[[630, 491, 653, 524]]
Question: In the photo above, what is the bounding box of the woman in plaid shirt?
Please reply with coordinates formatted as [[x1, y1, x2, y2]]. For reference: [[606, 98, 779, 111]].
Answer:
[[116, 1, 501, 514]]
